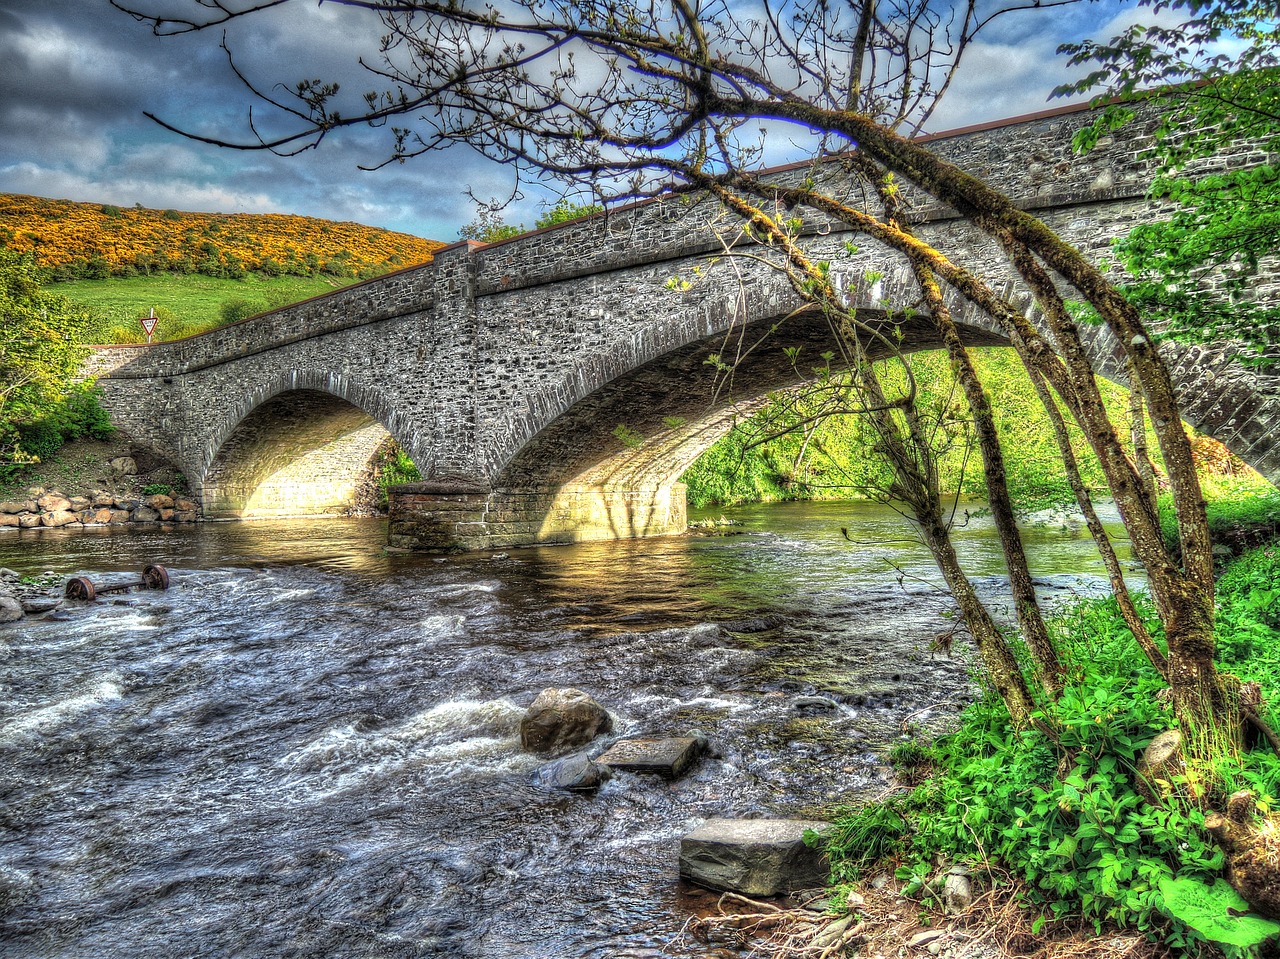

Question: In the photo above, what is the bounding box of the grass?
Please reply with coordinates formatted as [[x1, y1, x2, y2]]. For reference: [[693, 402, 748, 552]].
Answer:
[[57, 273, 367, 343]]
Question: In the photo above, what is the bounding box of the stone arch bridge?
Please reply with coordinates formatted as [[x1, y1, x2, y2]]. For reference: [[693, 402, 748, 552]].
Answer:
[[94, 101, 1280, 551]]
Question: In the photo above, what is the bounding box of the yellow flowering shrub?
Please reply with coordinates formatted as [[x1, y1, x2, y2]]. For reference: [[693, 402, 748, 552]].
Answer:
[[0, 194, 445, 278]]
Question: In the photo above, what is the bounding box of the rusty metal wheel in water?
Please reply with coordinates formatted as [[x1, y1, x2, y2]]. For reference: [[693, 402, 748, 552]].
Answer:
[[141, 564, 170, 590], [65, 577, 97, 601]]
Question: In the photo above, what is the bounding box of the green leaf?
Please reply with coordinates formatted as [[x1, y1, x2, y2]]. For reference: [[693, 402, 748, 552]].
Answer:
[[1159, 877, 1280, 947], [1050, 834, 1079, 859]]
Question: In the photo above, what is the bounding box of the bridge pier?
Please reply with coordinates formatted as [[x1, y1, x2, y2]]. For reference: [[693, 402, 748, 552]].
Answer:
[[386, 481, 688, 552]]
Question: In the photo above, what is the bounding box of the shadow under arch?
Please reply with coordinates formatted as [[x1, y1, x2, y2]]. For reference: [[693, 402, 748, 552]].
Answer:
[[200, 372, 419, 519]]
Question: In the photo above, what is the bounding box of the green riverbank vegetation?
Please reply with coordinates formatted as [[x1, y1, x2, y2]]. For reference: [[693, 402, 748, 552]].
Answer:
[[683, 347, 1193, 513], [822, 540, 1280, 955], [0, 250, 114, 477]]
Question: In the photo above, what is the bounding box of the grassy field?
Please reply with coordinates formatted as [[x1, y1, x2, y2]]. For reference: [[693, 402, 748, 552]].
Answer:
[[57, 272, 374, 343]]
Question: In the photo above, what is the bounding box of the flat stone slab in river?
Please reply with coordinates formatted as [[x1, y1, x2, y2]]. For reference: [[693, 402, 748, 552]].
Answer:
[[679, 818, 830, 896], [596, 737, 702, 778]]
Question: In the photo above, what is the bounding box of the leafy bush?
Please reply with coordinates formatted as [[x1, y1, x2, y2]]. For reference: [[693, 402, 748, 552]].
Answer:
[[219, 298, 265, 325], [1, 251, 99, 474], [9, 384, 114, 474]]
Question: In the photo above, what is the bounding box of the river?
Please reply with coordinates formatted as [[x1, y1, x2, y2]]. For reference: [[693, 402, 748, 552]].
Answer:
[[0, 501, 1130, 958]]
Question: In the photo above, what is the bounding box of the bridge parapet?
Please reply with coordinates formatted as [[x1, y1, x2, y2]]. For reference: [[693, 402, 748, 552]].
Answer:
[[100, 263, 439, 380]]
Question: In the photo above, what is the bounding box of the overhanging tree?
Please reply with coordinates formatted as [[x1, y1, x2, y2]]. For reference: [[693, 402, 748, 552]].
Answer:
[[114, 0, 1253, 764]]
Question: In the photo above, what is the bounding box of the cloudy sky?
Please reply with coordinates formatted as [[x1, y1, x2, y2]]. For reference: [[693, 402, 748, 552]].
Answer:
[[0, 0, 1148, 241]]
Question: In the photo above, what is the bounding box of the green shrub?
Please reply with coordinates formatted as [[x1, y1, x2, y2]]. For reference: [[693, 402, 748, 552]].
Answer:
[[219, 298, 264, 325], [10, 383, 114, 471], [14, 419, 63, 462]]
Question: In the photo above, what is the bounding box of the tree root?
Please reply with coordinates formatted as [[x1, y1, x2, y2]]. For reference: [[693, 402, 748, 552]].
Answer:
[[678, 874, 1174, 958], [1206, 789, 1280, 919]]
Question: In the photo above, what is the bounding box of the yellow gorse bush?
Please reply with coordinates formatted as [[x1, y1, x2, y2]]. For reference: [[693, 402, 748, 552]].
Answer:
[[0, 194, 444, 278]]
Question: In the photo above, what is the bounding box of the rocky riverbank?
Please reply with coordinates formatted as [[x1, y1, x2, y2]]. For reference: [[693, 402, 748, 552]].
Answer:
[[0, 437, 197, 527], [0, 486, 200, 531], [0, 568, 64, 623]]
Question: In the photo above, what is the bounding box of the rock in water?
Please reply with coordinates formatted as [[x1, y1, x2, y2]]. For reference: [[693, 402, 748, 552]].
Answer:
[[519, 687, 613, 756], [597, 736, 704, 779], [679, 818, 829, 896], [534, 752, 613, 792], [0, 595, 22, 623]]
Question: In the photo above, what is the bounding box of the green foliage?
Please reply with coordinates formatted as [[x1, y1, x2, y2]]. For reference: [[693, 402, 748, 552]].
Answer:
[[823, 798, 912, 882], [1215, 546, 1280, 672], [12, 382, 115, 467], [682, 348, 1120, 509], [373, 442, 421, 509], [219, 298, 264, 325], [534, 198, 604, 229], [0, 251, 101, 472], [611, 424, 645, 449], [141, 482, 174, 496], [681, 417, 821, 508], [1159, 481, 1280, 558], [458, 204, 525, 243], [888, 737, 934, 786], [459, 197, 604, 242], [1059, 2, 1280, 358], [825, 544, 1280, 947]]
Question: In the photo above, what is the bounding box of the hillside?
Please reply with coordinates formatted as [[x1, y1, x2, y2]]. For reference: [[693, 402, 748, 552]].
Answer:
[[0, 193, 445, 281]]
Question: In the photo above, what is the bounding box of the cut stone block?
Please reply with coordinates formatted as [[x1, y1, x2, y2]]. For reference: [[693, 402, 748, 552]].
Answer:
[[597, 737, 702, 779], [679, 818, 829, 896]]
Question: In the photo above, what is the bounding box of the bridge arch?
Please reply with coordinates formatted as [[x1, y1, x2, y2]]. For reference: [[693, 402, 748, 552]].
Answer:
[[199, 369, 422, 519]]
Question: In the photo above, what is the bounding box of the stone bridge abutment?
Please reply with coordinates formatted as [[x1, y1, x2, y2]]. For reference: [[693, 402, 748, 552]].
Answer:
[[93, 99, 1280, 550]]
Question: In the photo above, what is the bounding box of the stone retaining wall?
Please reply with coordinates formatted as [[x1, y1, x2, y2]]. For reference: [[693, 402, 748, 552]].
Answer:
[[0, 488, 201, 531]]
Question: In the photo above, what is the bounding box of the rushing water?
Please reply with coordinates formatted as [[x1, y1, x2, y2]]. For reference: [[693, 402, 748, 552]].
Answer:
[[0, 501, 1130, 958]]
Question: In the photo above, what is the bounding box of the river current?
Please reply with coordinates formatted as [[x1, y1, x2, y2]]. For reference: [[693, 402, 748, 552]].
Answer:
[[0, 501, 1129, 958]]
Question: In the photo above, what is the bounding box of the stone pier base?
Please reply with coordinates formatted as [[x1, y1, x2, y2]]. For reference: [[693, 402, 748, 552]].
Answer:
[[387, 481, 688, 552]]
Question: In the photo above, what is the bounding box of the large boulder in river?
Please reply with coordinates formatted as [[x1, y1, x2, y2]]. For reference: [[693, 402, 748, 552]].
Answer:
[[520, 687, 613, 756], [679, 818, 830, 896]]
